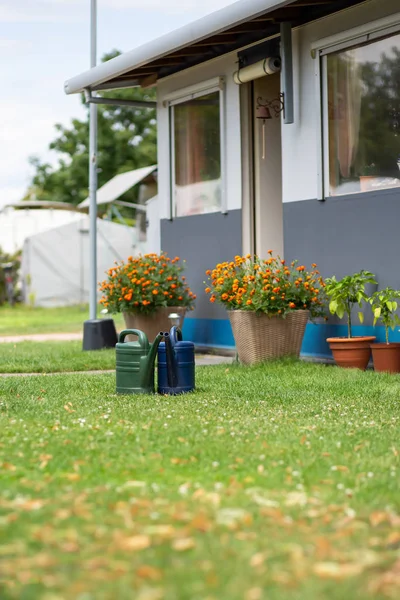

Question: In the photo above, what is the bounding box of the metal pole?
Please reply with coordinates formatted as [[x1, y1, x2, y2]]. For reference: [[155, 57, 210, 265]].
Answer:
[[89, 0, 98, 320]]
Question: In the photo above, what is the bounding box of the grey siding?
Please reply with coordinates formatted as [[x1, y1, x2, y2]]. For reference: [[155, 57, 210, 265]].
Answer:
[[160, 210, 242, 319], [283, 189, 400, 324]]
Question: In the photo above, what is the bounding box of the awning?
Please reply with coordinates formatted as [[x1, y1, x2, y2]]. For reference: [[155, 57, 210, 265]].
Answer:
[[4, 200, 85, 213], [64, 0, 365, 95], [78, 165, 157, 209]]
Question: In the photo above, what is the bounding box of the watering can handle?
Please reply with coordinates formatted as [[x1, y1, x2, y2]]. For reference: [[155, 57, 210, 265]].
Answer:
[[170, 327, 183, 345], [118, 329, 148, 346]]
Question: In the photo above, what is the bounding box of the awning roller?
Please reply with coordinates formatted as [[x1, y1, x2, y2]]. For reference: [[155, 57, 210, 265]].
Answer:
[[233, 56, 281, 85]]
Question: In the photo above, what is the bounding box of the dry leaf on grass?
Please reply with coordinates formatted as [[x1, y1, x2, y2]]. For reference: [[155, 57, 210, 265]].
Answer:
[[313, 561, 364, 579], [136, 565, 163, 581], [171, 537, 196, 551], [117, 535, 151, 552]]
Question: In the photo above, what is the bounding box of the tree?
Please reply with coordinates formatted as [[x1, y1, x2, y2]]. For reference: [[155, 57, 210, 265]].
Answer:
[[27, 50, 157, 207]]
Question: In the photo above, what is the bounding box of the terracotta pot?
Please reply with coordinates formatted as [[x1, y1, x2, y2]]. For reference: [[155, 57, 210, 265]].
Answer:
[[371, 343, 400, 374], [326, 336, 376, 370], [359, 176, 375, 192], [123, 307, 187, 342]]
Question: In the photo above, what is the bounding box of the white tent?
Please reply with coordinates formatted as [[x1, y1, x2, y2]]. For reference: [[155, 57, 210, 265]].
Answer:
[[0, 205, 82, 254], [21, 217, 143, 307]]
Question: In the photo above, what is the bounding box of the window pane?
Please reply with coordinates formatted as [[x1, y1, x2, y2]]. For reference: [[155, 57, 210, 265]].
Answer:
[[173, 91, 221, 217], [327, 33, 400, 196]]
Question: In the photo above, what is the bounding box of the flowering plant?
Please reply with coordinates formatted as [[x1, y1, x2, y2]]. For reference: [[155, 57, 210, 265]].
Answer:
[[99, 253, 196, 315], [205, 252, 326, 318]]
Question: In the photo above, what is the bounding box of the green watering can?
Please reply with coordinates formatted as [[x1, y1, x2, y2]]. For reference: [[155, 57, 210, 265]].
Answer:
[[116, 329, 163, 395]]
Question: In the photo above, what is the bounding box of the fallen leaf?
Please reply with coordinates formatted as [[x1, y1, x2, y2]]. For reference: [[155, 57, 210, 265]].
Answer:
[[385, 532, 400, 550], [285, 491, 308, 507], [217, 508, 251, 527], [136, 565, 163, 581], [136, 588, 164, 600], [370, 511, 389, 527], [119, 480, 146, 490], [1, 462, 16, 471], [250, 553, 267, 567], [117, 535, 151, 551], [172, 537, 195, 551], [144, 525, 175, 539], [313, 562, 363, 579], [245, 588, 263, 600]]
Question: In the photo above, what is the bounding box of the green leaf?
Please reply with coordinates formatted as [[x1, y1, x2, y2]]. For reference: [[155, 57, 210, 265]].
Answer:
[[374, 307, 381, 319], [358, 312, 364, 324], [336, 307, 345, 320], [329, 300, 338, 314]]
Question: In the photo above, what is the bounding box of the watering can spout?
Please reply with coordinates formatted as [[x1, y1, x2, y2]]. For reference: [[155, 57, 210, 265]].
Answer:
[[140, 332, 163, 390], [164, 332, 179, 388]]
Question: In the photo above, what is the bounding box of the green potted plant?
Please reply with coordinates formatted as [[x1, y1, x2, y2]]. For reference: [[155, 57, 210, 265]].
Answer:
[[99, 253, 196, 341], [205, 252, 326, 364], [359, 163, 378, 192], [369, 287, 400, 373], [325, 270, 376, 369]]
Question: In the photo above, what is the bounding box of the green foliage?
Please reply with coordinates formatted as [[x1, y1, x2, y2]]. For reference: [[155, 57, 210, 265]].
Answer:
[[205, 253, 326, 318], [325, 270, 377, 338], [27, 50, 157, 207], [369, 287, 400, 344], [359, 163, 378, 176], [100, 253, 196, 315], [0, 247, 21, 305]]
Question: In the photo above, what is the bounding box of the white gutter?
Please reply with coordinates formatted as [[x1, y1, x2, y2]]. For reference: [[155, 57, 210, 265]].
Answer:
[[64, 0, 293, 94]]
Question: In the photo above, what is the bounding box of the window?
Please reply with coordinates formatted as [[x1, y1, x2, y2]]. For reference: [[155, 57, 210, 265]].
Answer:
[[324, 32, 400, 197], [171, 90, 222, 217]]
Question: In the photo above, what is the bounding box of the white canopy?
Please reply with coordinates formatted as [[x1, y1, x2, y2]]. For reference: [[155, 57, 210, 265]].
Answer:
[[78, 165, 157, 209], [21, 217, 142, 308]]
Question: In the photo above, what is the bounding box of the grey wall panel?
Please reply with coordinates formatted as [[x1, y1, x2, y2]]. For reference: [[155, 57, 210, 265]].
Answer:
[[283, 189, 400, 324], [160, 210, 242, 319]]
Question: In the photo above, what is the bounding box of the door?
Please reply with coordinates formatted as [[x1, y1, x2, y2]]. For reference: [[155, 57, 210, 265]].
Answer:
[[241, 74, 283, 258]]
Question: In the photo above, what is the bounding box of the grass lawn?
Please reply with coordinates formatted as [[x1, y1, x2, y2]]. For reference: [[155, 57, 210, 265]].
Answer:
[[0, 304, 124, 336], [1, 360, 399, 600], [0, 341, 116, 374]]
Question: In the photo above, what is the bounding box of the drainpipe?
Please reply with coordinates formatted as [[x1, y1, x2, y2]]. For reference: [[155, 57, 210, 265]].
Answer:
[[280, 22, 294, 125]]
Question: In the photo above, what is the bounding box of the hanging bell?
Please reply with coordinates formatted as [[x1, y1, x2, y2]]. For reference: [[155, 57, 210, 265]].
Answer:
[[256, 105, 272, 120]]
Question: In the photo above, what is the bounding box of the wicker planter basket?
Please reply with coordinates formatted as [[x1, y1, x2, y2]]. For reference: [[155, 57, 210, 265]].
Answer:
[[228, 309, 309, 365], [123, 307, 187, 342]]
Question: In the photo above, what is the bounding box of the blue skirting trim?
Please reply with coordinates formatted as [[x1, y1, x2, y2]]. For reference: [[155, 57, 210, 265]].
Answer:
[[183, 317, 396, 358], [182, 317, 235, 348]]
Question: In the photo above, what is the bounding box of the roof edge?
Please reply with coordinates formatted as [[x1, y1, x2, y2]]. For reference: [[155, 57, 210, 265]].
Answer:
[[64, 0, 293, 94]]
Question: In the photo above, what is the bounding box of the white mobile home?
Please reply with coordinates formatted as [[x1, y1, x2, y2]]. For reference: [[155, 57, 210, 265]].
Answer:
[[65, 0, 400, 356]]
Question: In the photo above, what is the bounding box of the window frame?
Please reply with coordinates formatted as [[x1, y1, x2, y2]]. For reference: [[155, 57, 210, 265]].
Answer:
[[313, 14, 400, 200], [166, 77, 226, 218]]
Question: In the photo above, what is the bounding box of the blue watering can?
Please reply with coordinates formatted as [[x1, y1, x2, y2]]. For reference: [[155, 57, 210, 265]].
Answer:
[[158, 327, 195, 395]]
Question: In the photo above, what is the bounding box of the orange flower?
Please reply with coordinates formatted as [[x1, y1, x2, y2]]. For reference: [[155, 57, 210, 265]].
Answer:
[[289, 302, 296, 309], [210, 295, 216, 303], [246, 299, 252, 305], [152, 290, 159, 295], [205, 287, 211, 293], [205, 270, 211, 275], [221, 293, 229, 301]]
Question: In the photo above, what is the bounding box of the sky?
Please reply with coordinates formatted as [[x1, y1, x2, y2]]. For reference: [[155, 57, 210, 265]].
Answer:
[[0, 0, 237, 209]]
